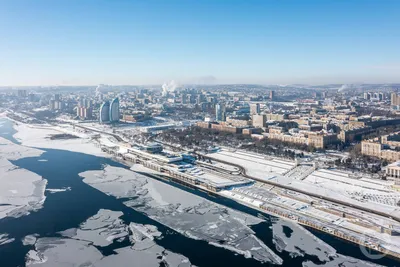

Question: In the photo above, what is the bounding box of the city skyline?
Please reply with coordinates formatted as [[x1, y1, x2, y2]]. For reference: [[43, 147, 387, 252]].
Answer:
[[1, 0, 399, 86]]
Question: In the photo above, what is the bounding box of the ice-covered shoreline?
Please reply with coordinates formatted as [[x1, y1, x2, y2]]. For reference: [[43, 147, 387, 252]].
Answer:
[[0, 136, 47, 220], [0, 118, 388, 266], [79, 165, 284, 264], [7, 118, 109, 157]]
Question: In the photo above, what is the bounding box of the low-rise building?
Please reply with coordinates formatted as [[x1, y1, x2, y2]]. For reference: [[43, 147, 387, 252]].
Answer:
[[211, 123, 243, 134], [265, 113, 288, 121], [308, 133, 338, 148], [268, 126, 284, 134], [226, 117, 251, 127], [361, 140, 382, 157], [362, 139, 400, 162], [243, 128, 262, 135], [196, 121, 212, 129], [266, 131, 337, 149], [339, 126, 373, 143], [386, 161, 400, 184]]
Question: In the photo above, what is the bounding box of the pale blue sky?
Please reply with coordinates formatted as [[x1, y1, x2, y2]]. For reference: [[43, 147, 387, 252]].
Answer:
[[0, 0, 399, 85]]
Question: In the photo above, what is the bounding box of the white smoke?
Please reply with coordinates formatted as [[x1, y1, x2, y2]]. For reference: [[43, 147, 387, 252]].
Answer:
[[338, 84, 350, 92], [162, 80, 179, 95], [95, 84, 108, 92]]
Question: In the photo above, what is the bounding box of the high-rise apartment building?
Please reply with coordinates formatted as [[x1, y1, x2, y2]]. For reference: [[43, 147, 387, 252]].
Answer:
[[252, 114, 266, 128], [110, 97, 120, 122], [250, 103, 260, 115], [391, 92, 400, 106], [269, 90, 275, 100], [215, 103, 226, 122]]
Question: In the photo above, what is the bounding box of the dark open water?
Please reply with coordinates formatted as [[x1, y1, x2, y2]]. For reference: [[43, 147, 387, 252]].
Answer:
[[0, 119, 398, 267]]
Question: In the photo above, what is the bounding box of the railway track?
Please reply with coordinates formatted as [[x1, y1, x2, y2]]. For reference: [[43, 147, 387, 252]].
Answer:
[[198, 152, 400, 224]]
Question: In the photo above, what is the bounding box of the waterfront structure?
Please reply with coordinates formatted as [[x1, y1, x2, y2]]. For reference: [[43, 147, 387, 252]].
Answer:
[[215, 103, 226, 122], [110, 97, 120, 122], [100, 101, 110, 123], [145, 143, 163, 153]]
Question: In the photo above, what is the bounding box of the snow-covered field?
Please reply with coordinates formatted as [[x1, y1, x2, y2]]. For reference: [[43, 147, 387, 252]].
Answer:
[[0, 137, 47, 220], [13, 123, 109, 157], [25, 209, 192, 267]]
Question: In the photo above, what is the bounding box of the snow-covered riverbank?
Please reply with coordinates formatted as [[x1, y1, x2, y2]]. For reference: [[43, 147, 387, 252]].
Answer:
[[0, 136, 47, 221]]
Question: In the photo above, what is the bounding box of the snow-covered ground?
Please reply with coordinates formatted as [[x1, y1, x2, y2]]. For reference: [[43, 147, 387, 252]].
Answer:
[[25, 209, 192, 267], [208, 150, 294, 177], [209, 149, 400, 220], [0, 137, 47, 220], [79, 165, 283, 264], [12, 122, 109, 157]]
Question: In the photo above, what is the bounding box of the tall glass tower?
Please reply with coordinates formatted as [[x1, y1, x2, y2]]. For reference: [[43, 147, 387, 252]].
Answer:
[[109, 98, 120, 123]]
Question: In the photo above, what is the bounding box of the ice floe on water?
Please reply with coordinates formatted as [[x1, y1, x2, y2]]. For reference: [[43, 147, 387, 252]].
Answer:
[[79, 165, 283, 264], [0, 135, 43, 160], [0, 137, 47, 220], [129, 222, 162, 241], [302, 256, 384, 267], [0, 233, 15, 246], [272, 219, 385, 267], [25, 209, 193, 267], [66, 209, 129, 247], [45, 187, 71, 194], [272, 219, 336, 261], [22, 234, 38, 246]]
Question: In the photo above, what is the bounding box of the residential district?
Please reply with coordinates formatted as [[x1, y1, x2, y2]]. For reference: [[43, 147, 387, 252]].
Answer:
[[4, 83, 400, 260]]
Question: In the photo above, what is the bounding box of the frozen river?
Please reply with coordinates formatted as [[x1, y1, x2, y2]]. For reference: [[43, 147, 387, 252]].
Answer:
[[0, 118, 398, 267]]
